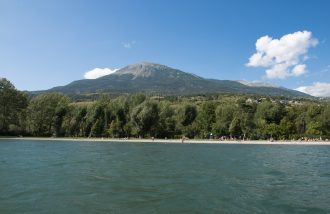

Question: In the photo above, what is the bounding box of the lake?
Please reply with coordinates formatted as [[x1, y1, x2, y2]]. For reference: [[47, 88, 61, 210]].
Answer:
[[0, 139, 329, 214]]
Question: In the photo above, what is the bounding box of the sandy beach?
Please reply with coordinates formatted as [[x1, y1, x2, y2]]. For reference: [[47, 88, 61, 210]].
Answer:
[[1, 137, 330, 145]]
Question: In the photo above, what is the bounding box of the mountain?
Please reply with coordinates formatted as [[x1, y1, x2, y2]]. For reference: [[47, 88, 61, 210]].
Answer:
[[43, 62, 310, 97], [238, 80, 278, 88]]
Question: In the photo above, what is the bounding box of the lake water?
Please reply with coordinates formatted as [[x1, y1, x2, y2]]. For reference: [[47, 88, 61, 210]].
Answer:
[[0, 139, 330, 214]]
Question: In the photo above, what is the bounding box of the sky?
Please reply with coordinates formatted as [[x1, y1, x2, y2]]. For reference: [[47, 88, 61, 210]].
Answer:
[[1, 0, 330, 96]]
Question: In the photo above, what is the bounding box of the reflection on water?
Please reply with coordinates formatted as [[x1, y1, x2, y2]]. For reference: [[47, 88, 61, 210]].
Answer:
[[0, 139, 329, 214]]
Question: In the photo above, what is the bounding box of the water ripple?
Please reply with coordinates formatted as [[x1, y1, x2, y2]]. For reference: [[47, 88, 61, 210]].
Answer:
[[0, 140, 329, 214]]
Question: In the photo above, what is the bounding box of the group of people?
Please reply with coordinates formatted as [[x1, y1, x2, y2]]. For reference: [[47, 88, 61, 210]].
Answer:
[[299, 137, 329, 142]]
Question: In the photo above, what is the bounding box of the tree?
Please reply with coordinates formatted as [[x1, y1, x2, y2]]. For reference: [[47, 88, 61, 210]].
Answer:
[[86, 96, 113, 137], [105, 96, 130, 138], [320, 104, 330, 137], [157, 103, 176, 138], [306, 121, 322, 136], [254, 101, 285, 124], [254, 101, 286, 139], [240, 112, 255, 140], [131, 101, 159, 137], [279, 116, 295, 139], [27, 93, 70, 136], [181, 104, 197, 126], [131, 93, 146, 106], [0, 78, 28, 135], [91, 119, 104, 137], [265, 123, 280, 140], [229, 116, 242, 137], [212, 104, 237, 137], [197, 102, 215, 138]]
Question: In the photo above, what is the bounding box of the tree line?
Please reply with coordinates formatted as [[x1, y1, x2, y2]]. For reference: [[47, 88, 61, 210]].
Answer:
[[1, 78, 330, 140]]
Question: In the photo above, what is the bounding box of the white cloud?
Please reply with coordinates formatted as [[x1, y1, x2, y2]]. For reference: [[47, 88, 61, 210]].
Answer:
[[84, 68, 119, 79], [246, 31, 318, 79], [296, 82, 330, 97], [292, 64, 307, 76], [122, 41, 136, 49]]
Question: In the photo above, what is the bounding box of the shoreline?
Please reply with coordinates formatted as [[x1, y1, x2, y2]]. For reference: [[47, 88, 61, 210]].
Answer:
[[1, 137, 330, 145]]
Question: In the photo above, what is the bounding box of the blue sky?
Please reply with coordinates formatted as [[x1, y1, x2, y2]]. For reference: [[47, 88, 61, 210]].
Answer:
[[1, 0, 330, 95]]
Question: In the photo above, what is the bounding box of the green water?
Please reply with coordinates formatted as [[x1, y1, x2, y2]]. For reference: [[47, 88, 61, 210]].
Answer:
[[0, 140, 329, 214]]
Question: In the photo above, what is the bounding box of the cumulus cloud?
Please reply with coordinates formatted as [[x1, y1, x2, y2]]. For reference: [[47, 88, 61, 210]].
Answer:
[[296, 82, 330, 97], [122, 41, 136, 49], [84, 68, 119, 79], [246, 31, 318, 79]]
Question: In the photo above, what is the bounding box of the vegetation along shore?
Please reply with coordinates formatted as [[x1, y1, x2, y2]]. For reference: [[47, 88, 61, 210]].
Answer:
[[1, 78, 330, 141]]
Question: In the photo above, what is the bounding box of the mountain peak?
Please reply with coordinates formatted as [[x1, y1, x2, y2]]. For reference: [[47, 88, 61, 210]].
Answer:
[[112, 62, 176, 78], [238, 80, 279, 88], [122, 61, 170, 69], [135, 61, 163, 66]]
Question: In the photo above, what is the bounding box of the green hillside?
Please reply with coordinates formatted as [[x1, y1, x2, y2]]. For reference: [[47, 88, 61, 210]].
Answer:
[[40, 62, 310, 98]]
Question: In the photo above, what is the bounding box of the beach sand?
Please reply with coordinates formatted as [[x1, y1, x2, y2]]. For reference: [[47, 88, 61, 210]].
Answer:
[[1, 137, 330, 145]]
